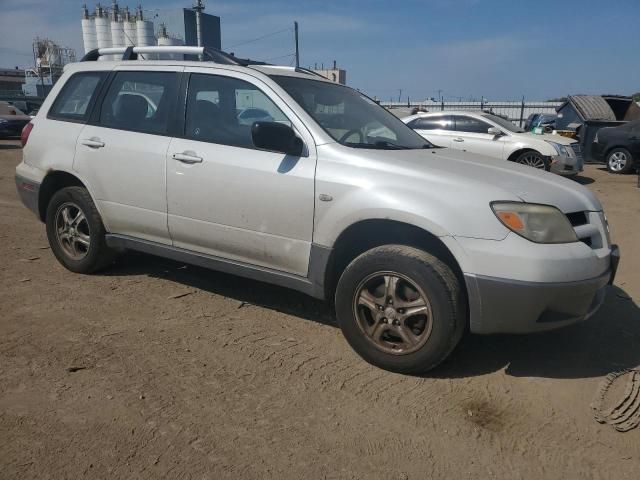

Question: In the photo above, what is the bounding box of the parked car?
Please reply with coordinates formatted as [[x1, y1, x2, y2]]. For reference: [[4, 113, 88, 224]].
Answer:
[[15, 47, 619, 374], [402, 111, 583, 176], [0, 101, 31, 138], [592, 120, 640, 173], [524, 113, 557, 132]]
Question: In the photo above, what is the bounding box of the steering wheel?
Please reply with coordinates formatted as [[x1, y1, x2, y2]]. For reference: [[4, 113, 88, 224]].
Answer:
[[339, 129, 363, 144]]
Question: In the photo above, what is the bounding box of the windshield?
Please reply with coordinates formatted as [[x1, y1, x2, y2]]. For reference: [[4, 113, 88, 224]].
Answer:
[[482, 113, 524, 133], [271, 75, 430, 150]]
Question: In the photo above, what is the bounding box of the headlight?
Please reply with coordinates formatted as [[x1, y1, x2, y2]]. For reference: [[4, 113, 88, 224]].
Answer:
[[545, 140, 572, 157], [491, 202, 578, 243]]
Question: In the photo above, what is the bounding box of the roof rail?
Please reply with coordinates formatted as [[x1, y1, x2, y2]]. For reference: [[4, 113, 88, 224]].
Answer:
[[80, 46, 268, 66], [294, 67, 327, 79]]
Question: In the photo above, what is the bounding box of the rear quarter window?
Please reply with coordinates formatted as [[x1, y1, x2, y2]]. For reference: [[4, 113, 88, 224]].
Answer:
[[48, 72, 107, 122]]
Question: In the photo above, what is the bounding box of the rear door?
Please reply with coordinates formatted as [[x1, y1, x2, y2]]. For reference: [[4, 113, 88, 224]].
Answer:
[[165, 69, 317, 276], [408, 115, 455, 148], [73, 66, 182, 244], [450, 115, 506, 159]]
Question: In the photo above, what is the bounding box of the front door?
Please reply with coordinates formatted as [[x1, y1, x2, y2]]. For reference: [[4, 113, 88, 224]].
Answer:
[[166, 69, 316, 276], [450, 115, 506, 160], [410, 115, 455, 148], [73, 67, 182, 244]]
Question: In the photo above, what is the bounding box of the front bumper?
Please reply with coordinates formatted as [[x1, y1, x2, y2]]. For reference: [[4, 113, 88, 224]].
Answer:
[[549, 153, 583, 176], [15, 174, 40, 217], [465, 244, 620, 334]]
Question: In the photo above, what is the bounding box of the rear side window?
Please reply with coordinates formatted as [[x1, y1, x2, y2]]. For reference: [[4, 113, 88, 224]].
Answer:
[[408, 116, 453, 130], [453, 115, 492, 134], [184, 73, 290, 149], [98, 71, 178, 135], [48, 72, 106, 122]]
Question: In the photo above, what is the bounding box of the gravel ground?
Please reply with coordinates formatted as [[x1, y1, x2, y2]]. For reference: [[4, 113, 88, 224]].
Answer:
[[1, 139, 639, 479]]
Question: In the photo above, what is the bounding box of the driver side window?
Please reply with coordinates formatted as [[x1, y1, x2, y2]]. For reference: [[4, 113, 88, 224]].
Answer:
[[453, 115, 492, 134], [184, 74, 291, 149]]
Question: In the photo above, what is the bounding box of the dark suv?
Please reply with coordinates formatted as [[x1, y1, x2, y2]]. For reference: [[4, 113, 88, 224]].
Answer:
[[592, 121, 640, 173]]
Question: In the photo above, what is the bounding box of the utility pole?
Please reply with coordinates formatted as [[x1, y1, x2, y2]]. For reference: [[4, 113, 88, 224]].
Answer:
[[193, 0, 205, 47], [294, 21, 300, 68], [398, 89, 402, 103]]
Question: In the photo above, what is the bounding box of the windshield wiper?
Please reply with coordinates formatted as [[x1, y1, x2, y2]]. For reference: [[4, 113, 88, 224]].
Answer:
[[374, 140, 411, 150]]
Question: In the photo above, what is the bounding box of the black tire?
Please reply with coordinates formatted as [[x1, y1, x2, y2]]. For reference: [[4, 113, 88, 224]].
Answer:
[[514, 150, 549, 171], [335, 245, 466, 374], [45, 186, 115, 273], [606, 147, 635, 174]]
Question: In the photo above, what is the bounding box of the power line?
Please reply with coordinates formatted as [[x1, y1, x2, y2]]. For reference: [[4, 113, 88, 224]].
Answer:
[[225, 27, 292, 50], [263, 52, 295, 62]]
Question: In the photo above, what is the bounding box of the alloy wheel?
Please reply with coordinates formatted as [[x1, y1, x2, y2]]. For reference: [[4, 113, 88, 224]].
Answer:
[[518, 153, 546, 169], [55, 202, 91, 260], [608, 151, 628, 172], [353, 272, 434, 355]]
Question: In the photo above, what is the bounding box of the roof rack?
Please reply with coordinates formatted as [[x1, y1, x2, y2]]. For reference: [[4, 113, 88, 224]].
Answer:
[[80, 46, 269, 67]]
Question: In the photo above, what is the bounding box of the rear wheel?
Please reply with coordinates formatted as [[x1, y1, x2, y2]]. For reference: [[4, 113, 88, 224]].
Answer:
[[46, 186, 115, 273], [515, 150, 548, 170], [606, 148, 634, 174], [335, 245, 465, 374]]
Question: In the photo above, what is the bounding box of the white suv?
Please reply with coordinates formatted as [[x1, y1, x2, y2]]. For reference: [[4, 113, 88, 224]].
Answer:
[[15, 47, 618, 374], [403, 110, 583, 176]]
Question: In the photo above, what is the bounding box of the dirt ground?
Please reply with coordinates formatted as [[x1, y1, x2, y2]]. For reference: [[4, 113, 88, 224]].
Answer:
[[1, 138, 639, 479]]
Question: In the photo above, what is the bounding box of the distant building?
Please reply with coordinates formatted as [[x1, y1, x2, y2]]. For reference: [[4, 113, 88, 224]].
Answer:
[[0, 68, 25, 92], [159, 9, 221, 49], [312, 61, 346, 85]]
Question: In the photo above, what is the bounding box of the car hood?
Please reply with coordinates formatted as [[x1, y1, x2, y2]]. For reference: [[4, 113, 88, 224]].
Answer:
[[516, 132, 576, 145], [358, 146, 602, 213]]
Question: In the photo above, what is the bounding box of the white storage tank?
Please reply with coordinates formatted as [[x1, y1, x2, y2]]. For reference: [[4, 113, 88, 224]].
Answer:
[[122, 7, 137, 47], [94, 5, 112, 60], [136, 6, 155, 58], [110, 2, 124, 54], [81, 5, 97, 54], [156, 24, 184, 60]]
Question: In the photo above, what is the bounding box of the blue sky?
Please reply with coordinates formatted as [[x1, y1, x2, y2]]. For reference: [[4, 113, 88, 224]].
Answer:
[[1, 0, 638, 101]]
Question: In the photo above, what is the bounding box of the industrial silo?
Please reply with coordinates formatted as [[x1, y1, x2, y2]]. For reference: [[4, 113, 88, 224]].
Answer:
[[136, 5, 155, 58], [94, 4, 112, 60], [81, 5, 97, 54], [110, 1, 124, 55], [122, 7, 137, 47], [157, 23, 184, 60]]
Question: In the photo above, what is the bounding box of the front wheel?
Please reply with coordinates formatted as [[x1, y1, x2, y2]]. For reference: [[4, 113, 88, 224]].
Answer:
[[606, 148, 634, 174], [515, 150, 548, 170], [335, 245, 466, 374], [46, 186, 116, 273]]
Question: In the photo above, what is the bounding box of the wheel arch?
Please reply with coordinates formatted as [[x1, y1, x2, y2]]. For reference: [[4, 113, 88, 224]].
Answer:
[[604, 145, 631, 158], [321, 219, 466, 304], [38, 170, 87, 222], [507, 147, 540, 163]]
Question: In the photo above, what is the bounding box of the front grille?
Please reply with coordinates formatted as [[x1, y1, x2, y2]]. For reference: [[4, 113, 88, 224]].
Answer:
[[566, 211, 588, 227], [570, 143, 582, 158], [568, 211, 606, 249], [571, 143, 584, 169]]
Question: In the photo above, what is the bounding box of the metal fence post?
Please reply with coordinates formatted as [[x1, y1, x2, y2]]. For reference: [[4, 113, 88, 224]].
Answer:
[[519, 96, 525, 127]]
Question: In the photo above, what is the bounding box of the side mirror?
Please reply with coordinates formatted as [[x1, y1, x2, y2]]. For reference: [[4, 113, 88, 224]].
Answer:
[[251, 121, 304, 156], [487, 127, 503, 136]]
